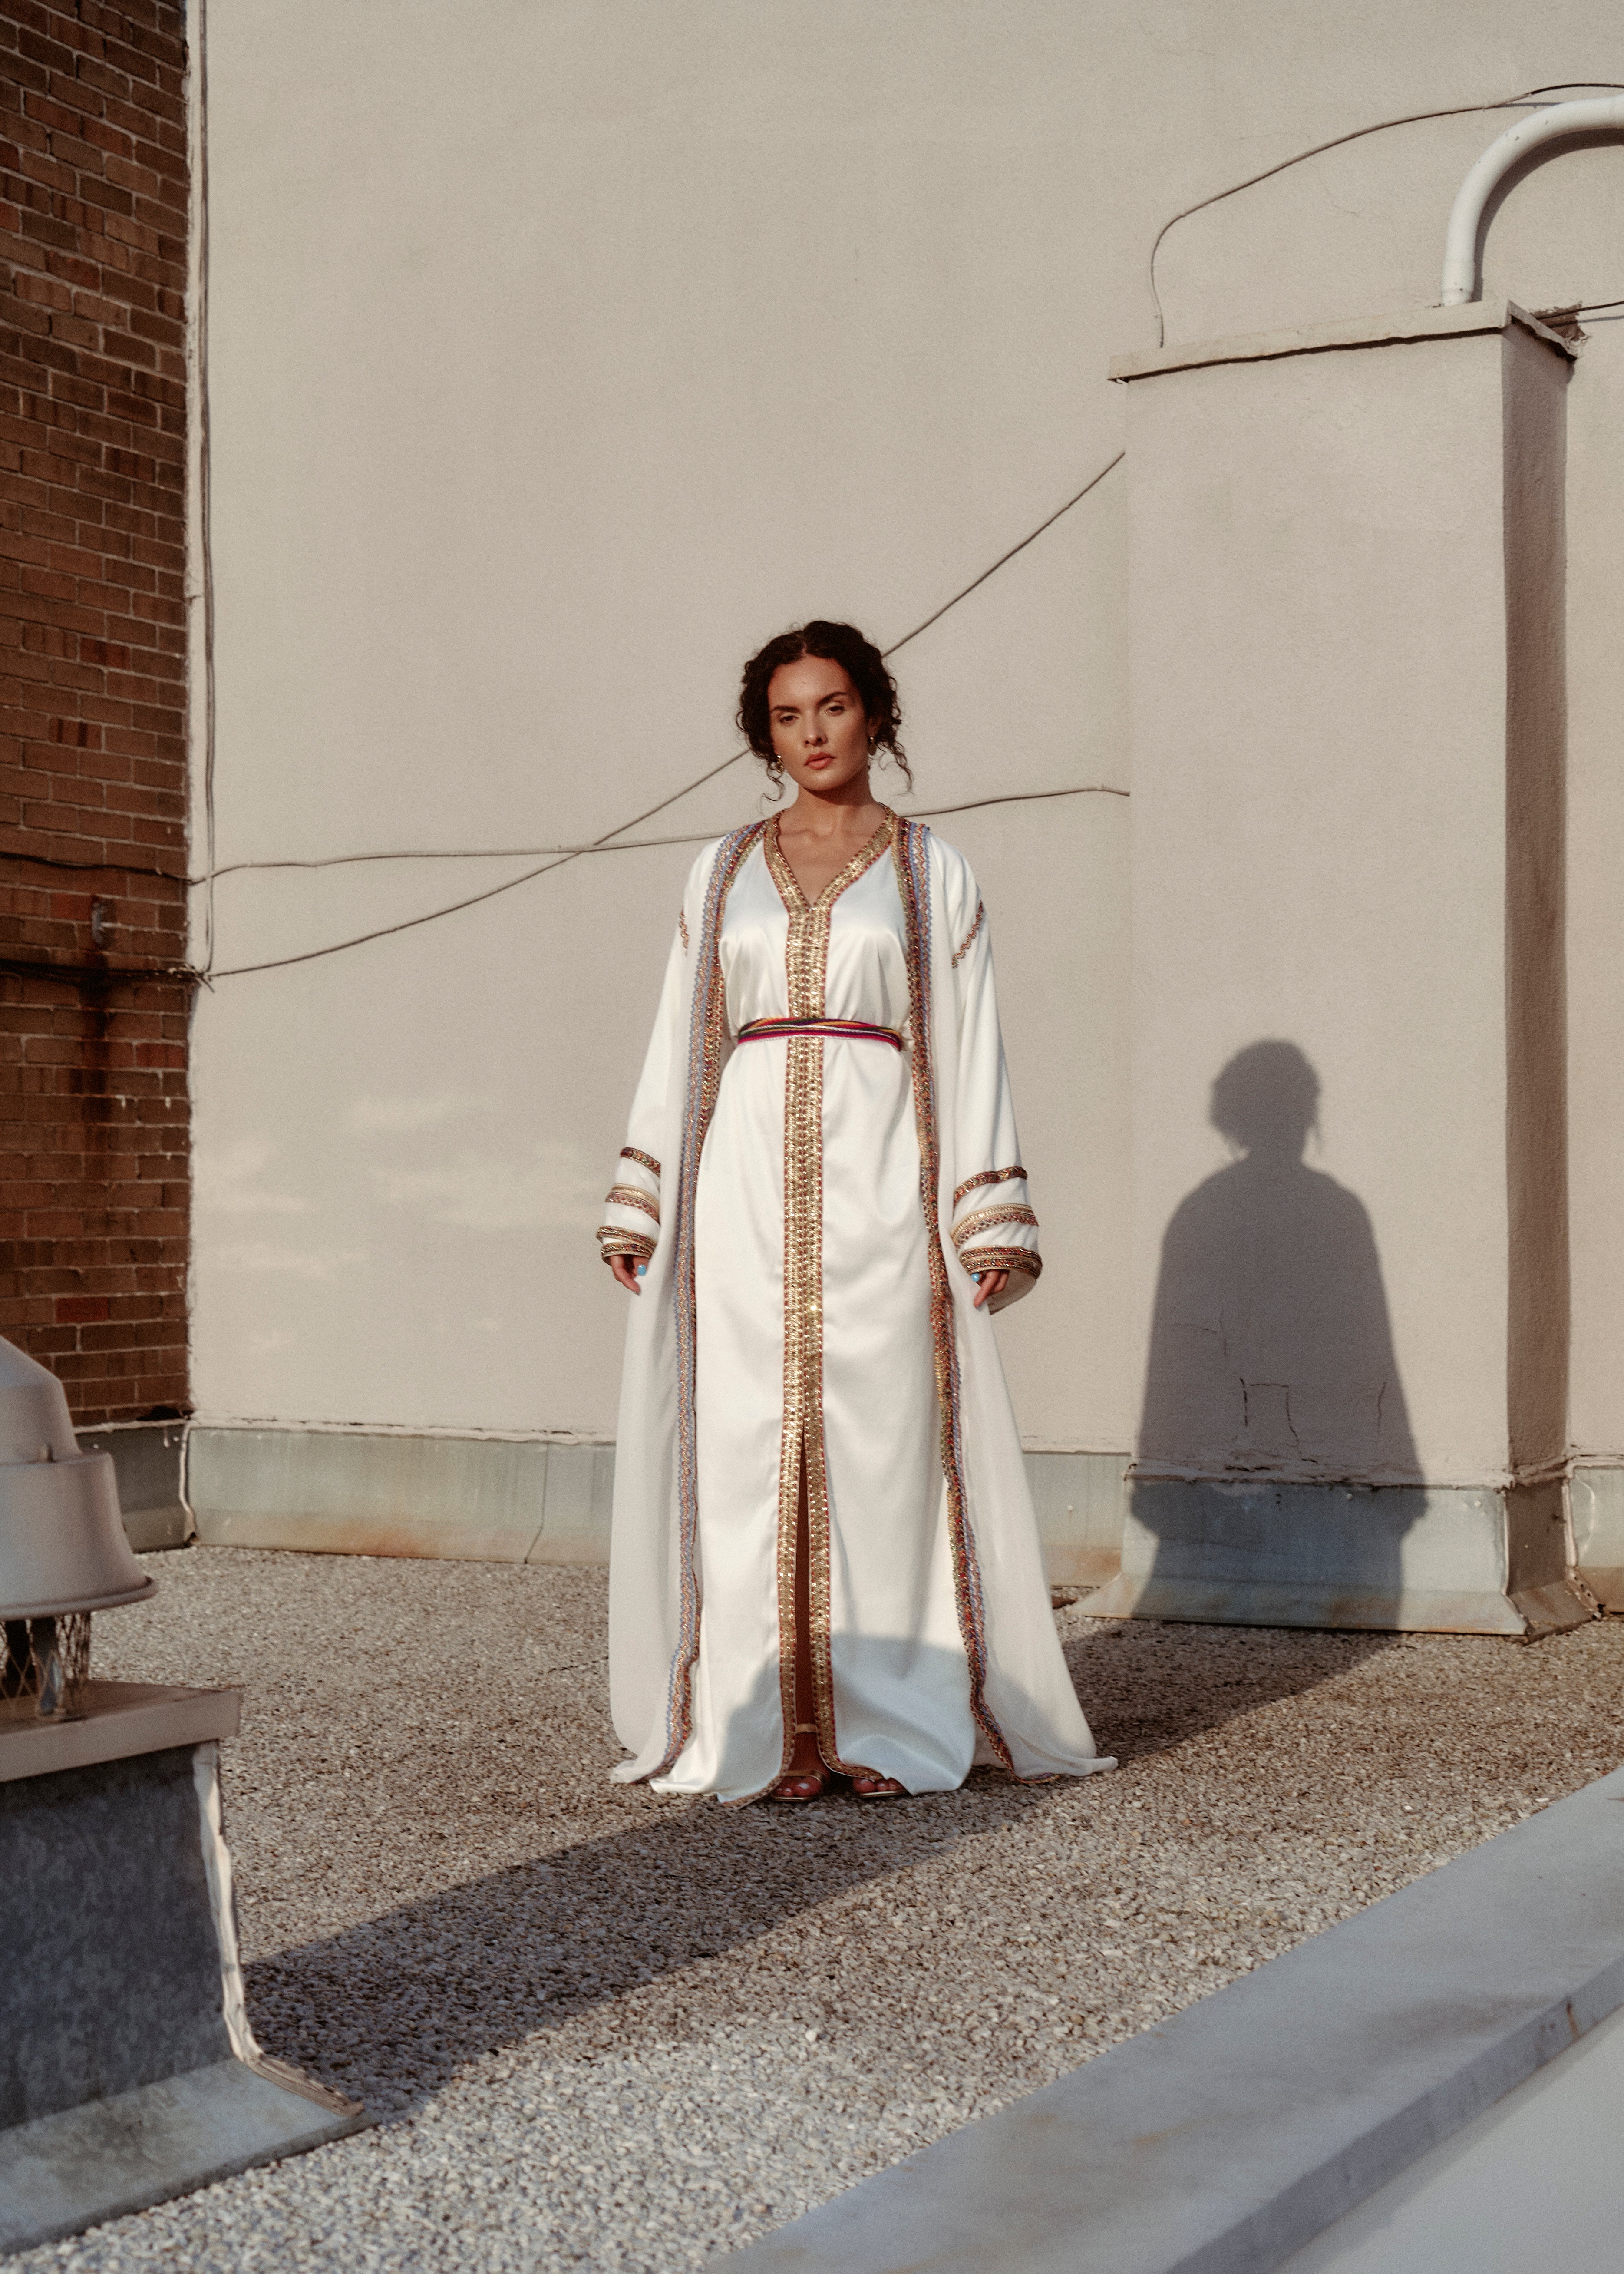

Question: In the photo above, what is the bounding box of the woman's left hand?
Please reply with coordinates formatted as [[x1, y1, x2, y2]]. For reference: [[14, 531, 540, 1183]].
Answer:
[[971, 1270, 1009, 1310]]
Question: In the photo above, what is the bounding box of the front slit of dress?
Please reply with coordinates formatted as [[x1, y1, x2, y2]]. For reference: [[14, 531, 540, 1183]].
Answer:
[[766, 814, 896, 1782]]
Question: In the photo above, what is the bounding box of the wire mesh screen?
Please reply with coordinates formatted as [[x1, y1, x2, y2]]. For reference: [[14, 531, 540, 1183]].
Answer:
[[0, 1612, 91, 1721]]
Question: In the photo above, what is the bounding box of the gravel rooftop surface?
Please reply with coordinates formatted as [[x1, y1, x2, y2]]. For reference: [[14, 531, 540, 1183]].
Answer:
[[17, 1546, 1624, 2273]]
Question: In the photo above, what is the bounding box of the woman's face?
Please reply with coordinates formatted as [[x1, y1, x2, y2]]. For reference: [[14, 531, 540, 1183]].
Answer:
[[766, 656, 873, 796]]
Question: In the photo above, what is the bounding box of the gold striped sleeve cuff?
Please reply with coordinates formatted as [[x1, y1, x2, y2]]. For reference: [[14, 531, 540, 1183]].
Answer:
[[952, 1163, 1027, 1208], [604, 1183, 660, 1223], [951, 1202, 1038, 1250], [958, 1245, 1043, 1283], [597, 1226, 656, 1263]]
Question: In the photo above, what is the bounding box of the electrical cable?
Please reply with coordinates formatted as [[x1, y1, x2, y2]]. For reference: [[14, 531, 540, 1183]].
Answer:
[[210, 783, 1129, 876], [198, 451, 1126, 887], [204, 458, 1130, 978], [0, 849, 186, 883], [0, 954, 197, 990], [877, 451, 1125, 661], [187, 77, 1624, 981], [1148, 83, 1624, 349], [207, 784, 1129, 979]]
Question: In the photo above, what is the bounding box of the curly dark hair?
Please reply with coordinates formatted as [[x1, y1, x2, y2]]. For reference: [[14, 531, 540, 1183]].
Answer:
[[736, 621, 911, 790]]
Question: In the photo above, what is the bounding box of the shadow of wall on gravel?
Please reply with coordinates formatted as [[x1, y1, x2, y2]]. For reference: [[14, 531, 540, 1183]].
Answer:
[[244, 1764, 1057, 2116], [1063, 1616, 1398, 1766], [244, 1620, 1395, 2114]]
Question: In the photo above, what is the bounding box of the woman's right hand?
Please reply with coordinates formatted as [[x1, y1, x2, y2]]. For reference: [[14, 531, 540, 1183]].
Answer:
[[610, 1256, 644, 1295]]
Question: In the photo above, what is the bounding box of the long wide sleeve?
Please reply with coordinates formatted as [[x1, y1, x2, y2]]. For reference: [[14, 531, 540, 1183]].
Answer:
[[942, 872, 1042, 1309], [595, 913, 689, 1267]]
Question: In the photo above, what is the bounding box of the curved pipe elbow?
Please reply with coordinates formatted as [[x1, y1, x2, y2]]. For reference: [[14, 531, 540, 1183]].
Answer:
[[1441, 95, 1624, 306]]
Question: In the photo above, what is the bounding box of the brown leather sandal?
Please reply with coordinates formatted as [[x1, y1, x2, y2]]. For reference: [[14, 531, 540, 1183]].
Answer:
[[849, 1768, 906, 1799], [771, 1723, 832, 1802]]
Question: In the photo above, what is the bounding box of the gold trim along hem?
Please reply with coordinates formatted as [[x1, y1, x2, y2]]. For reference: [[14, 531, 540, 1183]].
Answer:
[[893, 816, 1016, 1775], [763, 807, 898, 1784], [648, 818, 767, 1783]]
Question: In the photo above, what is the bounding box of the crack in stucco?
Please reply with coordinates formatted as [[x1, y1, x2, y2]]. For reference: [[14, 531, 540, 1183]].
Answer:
[[1282, 1384, 1303, 1454]]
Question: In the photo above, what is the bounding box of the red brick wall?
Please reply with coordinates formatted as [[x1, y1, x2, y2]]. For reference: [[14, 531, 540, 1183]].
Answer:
[[0, 0, 190, 1424]]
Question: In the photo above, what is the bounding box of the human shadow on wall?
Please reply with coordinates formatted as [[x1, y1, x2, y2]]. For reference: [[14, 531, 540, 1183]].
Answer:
[[1132, 1041, 1422, 1629]]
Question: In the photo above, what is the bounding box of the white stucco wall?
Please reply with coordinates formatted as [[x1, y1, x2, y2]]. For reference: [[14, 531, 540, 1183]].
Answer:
[[190, 2, 1624, 1453], [1126, 322, 1520, 1486]]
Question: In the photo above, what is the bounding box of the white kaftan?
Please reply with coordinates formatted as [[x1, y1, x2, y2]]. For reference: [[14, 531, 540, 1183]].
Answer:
[[598, 811, 1112, 1803]]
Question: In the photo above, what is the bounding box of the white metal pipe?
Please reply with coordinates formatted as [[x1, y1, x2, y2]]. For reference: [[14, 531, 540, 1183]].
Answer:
[[1441, 96, 1624, 305]]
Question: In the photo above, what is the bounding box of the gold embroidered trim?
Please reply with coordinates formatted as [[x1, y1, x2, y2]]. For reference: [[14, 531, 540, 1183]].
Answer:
[[620, 1147, 660, 1177], [764, 808, 897, 1782], [597, 1227, 656, 1261], [652, 820, 766, 1784], [678, 909, 690, 950], [951, 1202, 1037, 1249], [951, 1163, 1027, 1207], [891, 818, 1014, 1774], [960, 1244, 1043, 1282], [604, 1183, 660, 1222], [951, 899, 985, 967]]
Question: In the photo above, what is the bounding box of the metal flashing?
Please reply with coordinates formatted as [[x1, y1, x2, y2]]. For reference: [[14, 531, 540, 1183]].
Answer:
[[0, 1683, 241, 1785], [1109, 298, 1575, 384]]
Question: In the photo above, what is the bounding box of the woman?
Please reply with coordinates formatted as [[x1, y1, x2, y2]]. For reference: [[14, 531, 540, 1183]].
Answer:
[[597, 622, 1112, 1803]]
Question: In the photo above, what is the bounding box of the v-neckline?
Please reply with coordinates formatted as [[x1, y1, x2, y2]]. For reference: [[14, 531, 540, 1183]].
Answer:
[[766, 809, 895, 916]]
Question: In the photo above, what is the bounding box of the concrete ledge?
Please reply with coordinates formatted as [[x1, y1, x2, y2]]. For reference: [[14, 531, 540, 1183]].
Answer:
[[80, 1421, 190, 1553], [1089, 1576, 1532, 1633], [1087, 1479, 1592, 1636], [0, 2055, 365, 2252], [188, 1428, 614, 1565], [119, 1506, 190, 1552], [1108, 298, 1575, 384], [1024, 1451, 1125, 1586], [1570, 1468, 1624, 1611], [181, 1429, 1602, 1639], [723, 1765, 1624, 2274], [0, 1682, 241, 1785], [1275, 2001, 1624, 2271], [187, 1428, 1128, 1584]]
